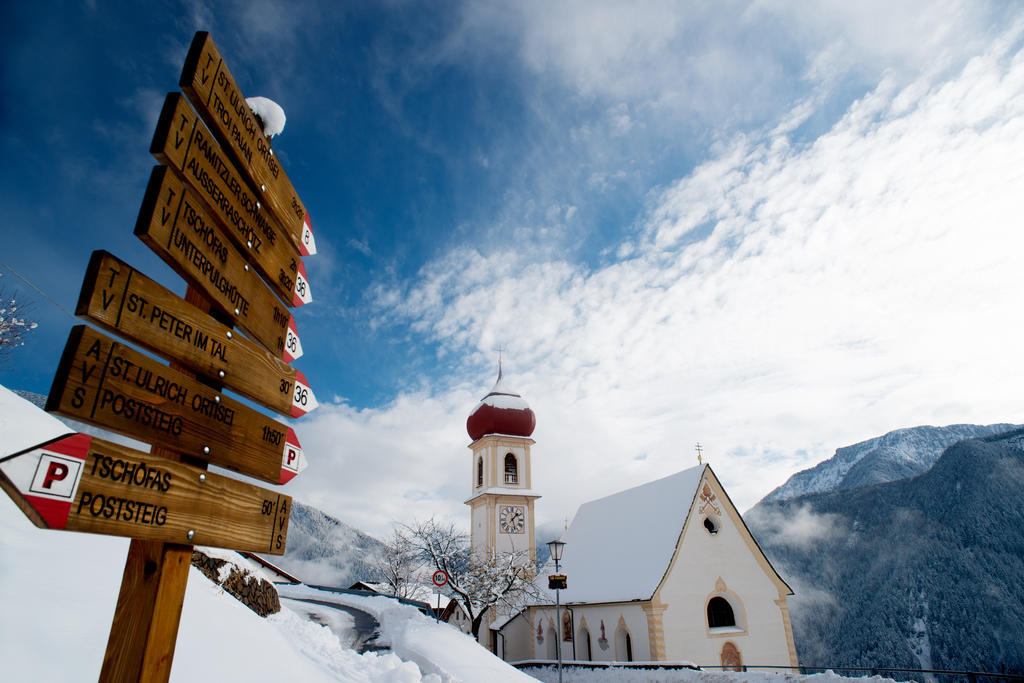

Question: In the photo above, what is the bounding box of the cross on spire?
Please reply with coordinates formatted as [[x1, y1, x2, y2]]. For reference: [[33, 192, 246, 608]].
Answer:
[[695, 442, 704, 464]]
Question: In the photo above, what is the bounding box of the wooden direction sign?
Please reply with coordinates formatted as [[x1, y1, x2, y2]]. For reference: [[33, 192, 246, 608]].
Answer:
[[135, 165, 297, 359], [47, 326, 310, 485], [78, 251, 314, 417], [180, 31, 316, 258], [151, 93, 312, 308], [0, 433, 291, 554]]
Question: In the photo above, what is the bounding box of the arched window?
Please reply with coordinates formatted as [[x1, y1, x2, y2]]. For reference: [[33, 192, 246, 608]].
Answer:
[[546, 627, 557, 659], [707, 597, 736, 628], [615, 627, 633, 662], [477, 457, 483, 487], [579, 627, 592, 661], [504, 452, 518, 484]]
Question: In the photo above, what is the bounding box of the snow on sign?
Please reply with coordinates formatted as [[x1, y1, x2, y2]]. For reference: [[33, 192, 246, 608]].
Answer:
[[180, 31, 316, 258], [77, 251, 307, 417], [151, 93, 311, 308], [135, 166, 299, 359], [0, 433, 292, 554], [432, 570, 449, 587], [46, 326, 308, 486]]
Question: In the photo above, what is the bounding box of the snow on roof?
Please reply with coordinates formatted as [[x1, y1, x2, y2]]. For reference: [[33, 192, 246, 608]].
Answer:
[[246, 96, 286, 137], [538, 465, 706, 605], [469, 392, 531, 415]]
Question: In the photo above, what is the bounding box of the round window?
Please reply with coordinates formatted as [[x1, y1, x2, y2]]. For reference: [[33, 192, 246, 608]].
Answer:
[[703, 516, 720, 535]]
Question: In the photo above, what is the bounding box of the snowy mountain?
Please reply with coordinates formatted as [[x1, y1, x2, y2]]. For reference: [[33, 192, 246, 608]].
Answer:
[[265, 500, 389, 586], [762, 423, 1018, 502], [747, 427, 1024, 673]]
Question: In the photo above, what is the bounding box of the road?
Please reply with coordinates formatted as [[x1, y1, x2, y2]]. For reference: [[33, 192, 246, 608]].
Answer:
[[280, 595, 387, 653]]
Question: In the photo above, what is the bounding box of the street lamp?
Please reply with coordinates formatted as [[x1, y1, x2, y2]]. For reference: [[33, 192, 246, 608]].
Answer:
[[547, 539, 567, 683]]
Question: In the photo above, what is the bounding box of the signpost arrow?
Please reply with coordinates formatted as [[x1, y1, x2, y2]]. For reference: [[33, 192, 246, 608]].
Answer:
[[46, 326, 309, 485], [151, 93, 311, 308], [135, 165, 298, 359], [77, 251, 308, 416], [179, 32, 316, 257], [0, 433, 292, 554]]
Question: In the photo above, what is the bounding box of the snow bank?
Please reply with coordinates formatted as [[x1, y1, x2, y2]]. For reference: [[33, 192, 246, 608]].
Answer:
[[521, 667, 899, 683], [0, 383, 72, 458], [278, 584, 535, 682]]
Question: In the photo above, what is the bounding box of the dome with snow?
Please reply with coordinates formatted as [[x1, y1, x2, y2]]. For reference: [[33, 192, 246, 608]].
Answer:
[[466, 368, 536, 442]]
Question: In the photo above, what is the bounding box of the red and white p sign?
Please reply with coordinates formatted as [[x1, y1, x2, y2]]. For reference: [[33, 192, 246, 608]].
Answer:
[[29, 453, 82, 500]]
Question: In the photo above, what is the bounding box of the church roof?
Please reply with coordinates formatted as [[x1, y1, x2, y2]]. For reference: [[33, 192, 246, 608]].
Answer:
[[466, 366, 536, 441], [539, 465, 707, 604]]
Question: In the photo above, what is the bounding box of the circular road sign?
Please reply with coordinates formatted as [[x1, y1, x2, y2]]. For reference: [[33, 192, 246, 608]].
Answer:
[[432, 569, 449, 587]]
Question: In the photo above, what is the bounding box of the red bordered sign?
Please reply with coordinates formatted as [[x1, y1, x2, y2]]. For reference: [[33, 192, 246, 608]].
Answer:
[[432, 569, 449, 587]]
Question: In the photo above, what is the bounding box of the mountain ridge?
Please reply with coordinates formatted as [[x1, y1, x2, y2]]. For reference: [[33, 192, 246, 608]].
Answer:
[[763, 423, 1019, 503], [748, 427, 1024, 672]]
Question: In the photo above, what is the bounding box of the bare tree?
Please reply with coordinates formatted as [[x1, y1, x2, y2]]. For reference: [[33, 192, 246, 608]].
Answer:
[[396, 517, 540, 639], [376, 529, 425, 599], [0, 288, 38, 367]]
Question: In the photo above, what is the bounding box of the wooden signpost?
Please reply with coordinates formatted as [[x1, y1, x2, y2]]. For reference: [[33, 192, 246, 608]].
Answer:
[[151, 93, 312, 308], [77, 251, 309, 415], [0, 32, 320, 682], [0, 433, 291, 554], [46, 326, 308, 484], [135, 165, 302, 359], [180, 32, 316, 257]]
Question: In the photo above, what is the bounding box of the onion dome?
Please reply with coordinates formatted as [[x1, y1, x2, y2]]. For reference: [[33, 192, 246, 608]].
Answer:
[[466, 366, 536, 441]]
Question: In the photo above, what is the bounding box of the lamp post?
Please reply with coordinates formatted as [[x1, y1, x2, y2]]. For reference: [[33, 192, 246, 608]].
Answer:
[[547, 539, 566, 683]]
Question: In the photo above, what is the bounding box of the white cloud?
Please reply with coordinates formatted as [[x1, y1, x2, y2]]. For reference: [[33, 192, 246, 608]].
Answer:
[[748, 503, 844, 550], [298, 16, 1024, 537]]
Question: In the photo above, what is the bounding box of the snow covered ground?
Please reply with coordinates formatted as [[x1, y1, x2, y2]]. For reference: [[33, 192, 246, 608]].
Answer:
[[522, 669, 900, 683]]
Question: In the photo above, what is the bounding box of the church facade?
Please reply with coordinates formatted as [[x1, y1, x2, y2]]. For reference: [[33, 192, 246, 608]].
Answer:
[[463, 369, 798, 669]]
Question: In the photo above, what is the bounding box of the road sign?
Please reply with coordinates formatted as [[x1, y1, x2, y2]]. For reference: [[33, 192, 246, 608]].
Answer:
[[179, 32, 316, 257], [0, 433, 291, 554], [46, 325, 309, 484], [548, 575, 567, 590], [135, 165, 299, 358], [77, 251, 312, 418], [432, 569, 449, 587], [151, 93, 311, 307]]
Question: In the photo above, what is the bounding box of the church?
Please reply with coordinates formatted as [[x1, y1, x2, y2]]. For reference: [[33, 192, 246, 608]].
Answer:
[[463, 368, 799, 669]]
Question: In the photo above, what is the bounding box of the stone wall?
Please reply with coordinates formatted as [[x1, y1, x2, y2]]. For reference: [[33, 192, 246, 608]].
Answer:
[[191, 550, 282, 618]]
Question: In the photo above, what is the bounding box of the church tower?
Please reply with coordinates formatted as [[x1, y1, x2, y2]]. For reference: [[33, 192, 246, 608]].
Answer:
[[464, 366, 539, 565]]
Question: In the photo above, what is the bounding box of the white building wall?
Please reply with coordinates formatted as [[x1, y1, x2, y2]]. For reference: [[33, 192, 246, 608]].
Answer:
[[471, 503, 488, 557], [498, 612, 533, 662], [528, 604, 649, 663], [656, 474, 794, 668]]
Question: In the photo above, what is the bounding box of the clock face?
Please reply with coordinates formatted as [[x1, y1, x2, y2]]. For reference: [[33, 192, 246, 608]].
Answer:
[[499, 505, 526, 534]]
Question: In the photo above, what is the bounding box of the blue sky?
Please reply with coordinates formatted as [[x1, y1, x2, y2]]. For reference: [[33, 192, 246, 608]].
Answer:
[[2, 1, 1022, 537]]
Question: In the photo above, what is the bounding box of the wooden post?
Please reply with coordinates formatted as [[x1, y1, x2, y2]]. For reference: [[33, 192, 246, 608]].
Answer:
[[99, 538, 194, 682], [98, 285, 212, 683]]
